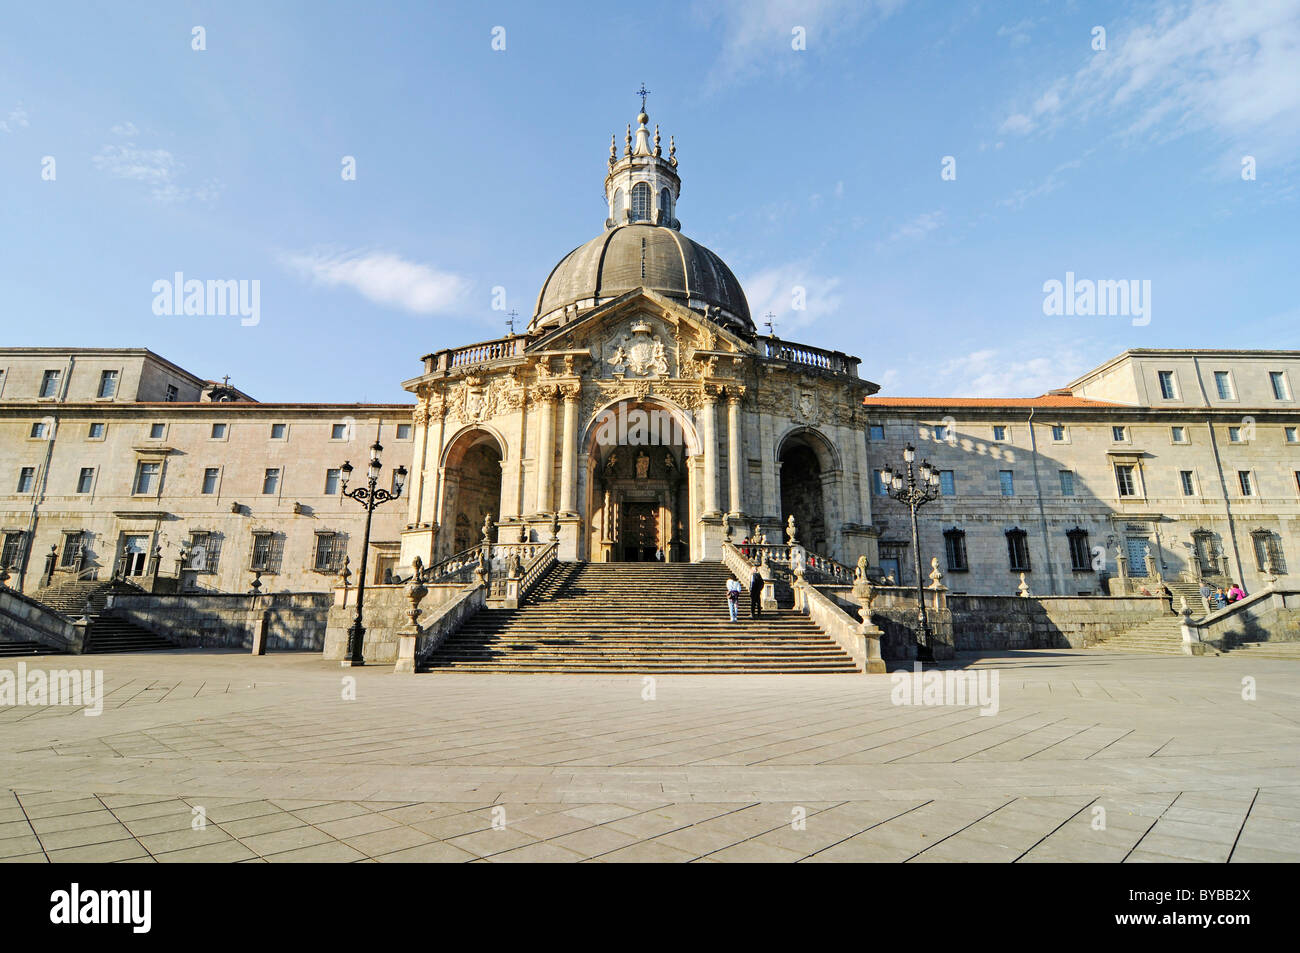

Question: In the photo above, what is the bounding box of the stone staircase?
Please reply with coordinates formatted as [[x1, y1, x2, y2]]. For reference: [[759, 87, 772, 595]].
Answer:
[[1223, 640, 1300, 661], [82, 616, 176, 654], [423, 561, 859, 673], [30, 578, 139, 616], [0, 639, 63, 658], [26, 579, 177, 654], [1094, 615, 1209, 656]]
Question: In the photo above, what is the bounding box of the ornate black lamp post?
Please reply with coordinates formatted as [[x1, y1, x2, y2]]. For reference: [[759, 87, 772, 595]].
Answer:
[[339, 439, 407, 667], [881, 444, 941, 663]]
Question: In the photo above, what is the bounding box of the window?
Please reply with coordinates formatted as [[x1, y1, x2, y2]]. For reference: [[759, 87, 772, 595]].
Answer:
[[1, 531, 26, 569], [1051, 424, 1066, 441], [1067, 528, 1091, 572], [872, 470, 889, 496], [659, 187, 671, 219], [1286, 426, 1298, 444], [201, 467, 220, 495], [97, 370, 118, 398], [396, 423, 412, 440], [943, 528, 968, 572], [88, 422, 105, 440], [612, 187, 624, 218], [932, 424, 950, 442], [1115, 464, 1138, 497], [331, 423, 348, 440], [1112, 425, 1127, 442], [1006, 529, 1030, 571], [938, 470, 955, 496], [999, 470, 1014, 496], [1238, 470, 1254, 496], [164, 384, 178, 402], [59, 532, 85, 569], [869, 424, 884, 440], [76, 467, 95, 494], [1058, 470, 1075, 496], [1157, 370, 1177, 400], [1214, 371, 1235, 400], [992, 425, 1007, 442], [1171, 425, 1187, 444], [211, 423, 227, 439], [325, 468, 341, 495], [262, 468, 280, 495], [29, 421, 46, 439], [270, 423, 287, 439], [1180, 471, 1196, 496], [17, 467, 36, 493], [39, 369, 61, 398], [1271, 371, 1291, 401], [631, 182, 652, 222], [187, 531, 222, 573], [1228, 426, 1244, 443], [1252, 530, 1286, 574], [313, 533, 346, 572], [134, 462, 160, 495], [250, 532, 282, 573], [148, 422, 165, 439]]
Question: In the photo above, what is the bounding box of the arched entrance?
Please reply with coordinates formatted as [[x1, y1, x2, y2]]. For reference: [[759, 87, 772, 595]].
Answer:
[[582, 397, 699, 562], [440, 428, 504, 556], [778, 428, 839, 556]]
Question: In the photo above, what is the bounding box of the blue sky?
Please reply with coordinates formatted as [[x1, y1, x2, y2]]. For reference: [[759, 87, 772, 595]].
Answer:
[[2, 0, 1297, 402]]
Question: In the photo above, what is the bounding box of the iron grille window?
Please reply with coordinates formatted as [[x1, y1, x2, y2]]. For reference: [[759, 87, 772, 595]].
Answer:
[[250, 532, 282, 573], [1, 531, 26, 569], [188, 532, 222, 573], [1252, 531, 1286, 574], [1067, 528, 1091, 572], [313, 533, 346, 572], [59, 532, 85, 569], [1006, 529, 1030, 571], [943, 528, 968, 572]]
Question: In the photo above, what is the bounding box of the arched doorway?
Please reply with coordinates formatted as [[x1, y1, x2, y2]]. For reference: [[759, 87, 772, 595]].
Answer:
[[778, 428, 838, 556], [440, 428, 504, 557], [582, 397, 699, 562]]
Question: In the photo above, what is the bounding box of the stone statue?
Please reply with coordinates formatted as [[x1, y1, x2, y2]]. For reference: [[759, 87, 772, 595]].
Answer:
[[928, 556, 943, 588], [786, 515, 798, 545], [636, 450, 650, 479], [650, 340, 669, 376], [481, 513, 493, 544], [607, 345, 628, 374], [410, 554, 424, 583], [854, 555, 868, 582], [663, 451, 676, 473]]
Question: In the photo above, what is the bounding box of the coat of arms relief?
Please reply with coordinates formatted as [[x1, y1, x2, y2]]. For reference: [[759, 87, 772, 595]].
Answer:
[[607, 318, 671, 378]]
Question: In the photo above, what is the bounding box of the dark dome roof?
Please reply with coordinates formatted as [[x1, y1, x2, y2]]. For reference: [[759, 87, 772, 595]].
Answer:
[[532, 224, 751, 334]]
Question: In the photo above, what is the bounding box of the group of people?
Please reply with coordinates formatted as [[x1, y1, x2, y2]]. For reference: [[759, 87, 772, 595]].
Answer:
[[1201, 581, 1247, 610], [725, 570, 767, 622]]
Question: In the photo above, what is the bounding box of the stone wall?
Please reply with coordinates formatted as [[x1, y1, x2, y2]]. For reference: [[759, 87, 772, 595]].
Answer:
[[948, 594, 1169, 650], [0, 587, 84, 652], [323, 582, 469, 664], [1188, 588, 1300, 649], [109, 591, 331, 650]]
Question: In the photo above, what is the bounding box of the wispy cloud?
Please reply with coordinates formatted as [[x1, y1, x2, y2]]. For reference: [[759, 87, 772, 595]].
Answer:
[[0, 104, 29, 133], [884, 210, 944, 243], [282, 249, 470, 316], [92, 123, 220, 203], [932, 345, 1098, 398], [998, 0, 1300, 165], [741, 261, 843, 335], [995, 157, 1084, 211]]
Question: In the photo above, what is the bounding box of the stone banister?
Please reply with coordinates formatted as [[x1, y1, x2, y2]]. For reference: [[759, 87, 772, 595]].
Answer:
[[426, 336, 527, 373], [760, 337, 860, 377]]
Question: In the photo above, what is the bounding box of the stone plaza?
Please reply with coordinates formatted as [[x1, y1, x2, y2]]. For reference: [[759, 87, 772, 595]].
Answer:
[[2, 647, 1297, 863]]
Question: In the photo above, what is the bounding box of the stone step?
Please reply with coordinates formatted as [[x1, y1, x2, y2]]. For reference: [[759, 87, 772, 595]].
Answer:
[[82, 617, 177, 654], [0, 640, 63, 657]]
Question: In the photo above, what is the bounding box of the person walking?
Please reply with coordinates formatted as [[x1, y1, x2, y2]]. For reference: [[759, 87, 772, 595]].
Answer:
[[726, 576, 742, 622], [749, 568, 765, 619]]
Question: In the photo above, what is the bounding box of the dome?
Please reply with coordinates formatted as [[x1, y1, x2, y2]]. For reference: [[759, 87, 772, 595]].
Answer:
[[531, 224, 752, 335]]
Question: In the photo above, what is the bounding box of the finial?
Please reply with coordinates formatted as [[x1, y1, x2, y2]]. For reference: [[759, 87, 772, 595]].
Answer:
[[624, 123, 632, 157], [609, 133, 616, 167], [669, 135, 677, 167], [654, 124, 661, 157]]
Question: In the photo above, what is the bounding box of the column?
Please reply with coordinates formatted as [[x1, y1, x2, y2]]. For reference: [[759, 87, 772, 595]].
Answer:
[[535, 390, 557, 515], [701, 394, 720, 517], [726, 393, 743, 517], [559, 387, 579, 515]]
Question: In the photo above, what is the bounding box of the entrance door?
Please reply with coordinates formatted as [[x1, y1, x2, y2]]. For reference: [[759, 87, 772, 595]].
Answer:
[[122, 535, 149, 577], [621, 502, 658, 561]]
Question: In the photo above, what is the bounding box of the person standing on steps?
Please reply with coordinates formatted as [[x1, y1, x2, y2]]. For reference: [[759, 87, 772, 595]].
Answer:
[[726, 576, 742, 622], [749, 568, 765, 619]]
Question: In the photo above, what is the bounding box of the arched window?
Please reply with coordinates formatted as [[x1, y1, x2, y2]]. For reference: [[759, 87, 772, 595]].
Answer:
[[659, 188, 671, 219], [612, 188, 624, 221], [631, 182, 651, 222]]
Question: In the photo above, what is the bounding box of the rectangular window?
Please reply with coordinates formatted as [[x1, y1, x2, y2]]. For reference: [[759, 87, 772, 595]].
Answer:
[[1214, 371, 1234, 400], [97, 369, 118, 398], [396, 423, 412, 440], [1180, 470, 1196, 496], [1051, 424, 1066, 441], [58, 532, 85, 569], [1286, 426, 1298, 444], [39, 369, 61, 398], [992, 425, 1007, 442], [999, 470, 1014, 497], [76, 467, 95, 494], [149, 422, 165, 439], [314, 533, 345, 572], [134, 462, 160, 495], [187, 531, 222, 573], [271, 423, 287, 439], [1171, 425, 1187, 444], [937, 470, 955, 496], [250, 533, 281, 573], [1115, 464, 1138, 498], [869, 424, 884, 441], [1228, 426, 1243, 443], [164, 384, 178, 402], [1006, 530, 1030, 571], [202, 467, 220, 495], [325, 468, 341, 495], [262, 468, 280, 495], [1238, 470, 1254, 496], [88, 422, 105, 440], [17, 467, 36, 493], [1157, 370, 1177, 400], [1112, 425, 1127, 442], [1271, 371, 1291, 401], [943, 529, 968, 572], [211, 423, 227, 439], [29, 421, 46, 439], [1067, 530, 1091, 572], [1058, 471, 1075, 496], [331, 423, 348, 439], [1, 531, 26, 569]]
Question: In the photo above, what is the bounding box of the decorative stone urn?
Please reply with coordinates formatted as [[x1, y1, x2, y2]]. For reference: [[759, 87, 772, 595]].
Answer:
[[395, 558, 428, 674]]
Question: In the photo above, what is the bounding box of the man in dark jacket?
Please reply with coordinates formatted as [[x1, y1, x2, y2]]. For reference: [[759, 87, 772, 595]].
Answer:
[[749, 569, 765, 618]]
